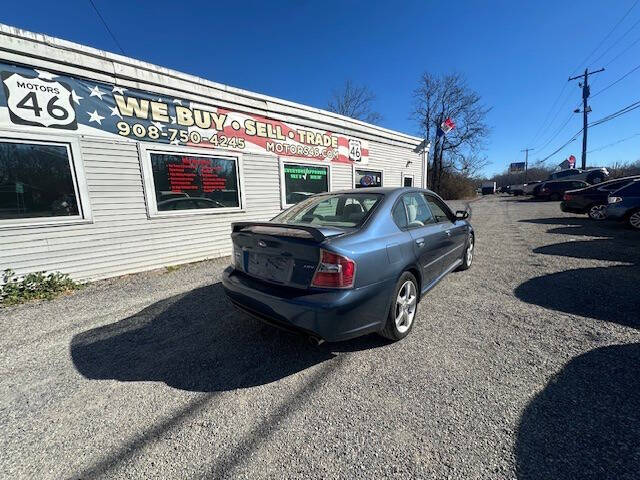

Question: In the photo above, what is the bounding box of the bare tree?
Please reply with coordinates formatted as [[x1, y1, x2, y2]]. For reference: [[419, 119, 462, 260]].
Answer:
[[328, 80, 382, 125], [412, 72, 490, 192]]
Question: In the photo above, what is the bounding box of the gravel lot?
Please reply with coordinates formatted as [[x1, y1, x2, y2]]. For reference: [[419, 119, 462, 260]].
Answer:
[[1, 195, 639, 479]]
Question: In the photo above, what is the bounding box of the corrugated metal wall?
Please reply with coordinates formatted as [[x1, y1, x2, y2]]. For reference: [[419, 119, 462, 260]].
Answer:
[[0, 135, 422, 281]]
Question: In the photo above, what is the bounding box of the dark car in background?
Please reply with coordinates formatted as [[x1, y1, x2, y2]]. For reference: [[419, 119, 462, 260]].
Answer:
[[533, 180, 589, 201], [561, 175, 640, 219], [607, 179, 640, 230], [222, 188, 475, 343]]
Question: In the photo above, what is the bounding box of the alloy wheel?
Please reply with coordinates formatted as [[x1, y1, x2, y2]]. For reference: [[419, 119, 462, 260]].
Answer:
[[588, 204, 607, 220], [395, 280, 417, 333], [629, 211, 640, 230], [466, 236, 474, 265]]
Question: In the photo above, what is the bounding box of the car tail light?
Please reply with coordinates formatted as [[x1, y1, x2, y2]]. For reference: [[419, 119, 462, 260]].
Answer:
[[563, 193, 573, 201], [311, 249, 356, 288], [609, 196, 623, 204]]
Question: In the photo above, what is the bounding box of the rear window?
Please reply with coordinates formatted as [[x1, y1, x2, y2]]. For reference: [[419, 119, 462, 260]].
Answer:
[[272, 193, 382, 228]]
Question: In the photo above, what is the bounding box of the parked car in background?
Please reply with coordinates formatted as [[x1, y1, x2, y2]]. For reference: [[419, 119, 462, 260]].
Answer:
[[511, 183, 526, 196], [481, 181, 496, 195], [223, 188, 475, 343], [607, 179, 640, 229], [561, 175, 640, 219], [523, 181, 543, 195], [547, 167, 609, 184], [534, 180, 589, 201]]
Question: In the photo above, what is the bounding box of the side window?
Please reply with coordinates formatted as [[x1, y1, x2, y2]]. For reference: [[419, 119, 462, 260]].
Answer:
[[401, 193, 434, 227], [619, 181, 640, 195], [392, 201, 408, 229], [424, 195, 452, 223]]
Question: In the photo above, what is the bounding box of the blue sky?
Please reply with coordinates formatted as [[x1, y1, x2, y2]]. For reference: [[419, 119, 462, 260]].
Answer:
[[2, 0, 639, 176]]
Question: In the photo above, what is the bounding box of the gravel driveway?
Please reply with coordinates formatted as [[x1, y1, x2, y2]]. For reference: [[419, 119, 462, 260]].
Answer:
[[1, 195, 638, 479]]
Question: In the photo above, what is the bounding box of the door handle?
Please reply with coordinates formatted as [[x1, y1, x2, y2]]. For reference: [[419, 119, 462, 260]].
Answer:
[[415, 237, 425, 247]]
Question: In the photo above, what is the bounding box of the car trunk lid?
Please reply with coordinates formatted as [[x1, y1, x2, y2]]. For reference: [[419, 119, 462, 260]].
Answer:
[[231, 222, 346, 288]]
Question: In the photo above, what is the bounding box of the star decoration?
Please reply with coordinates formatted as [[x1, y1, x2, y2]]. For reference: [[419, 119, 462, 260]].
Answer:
[[87, 110, 105, 125], [170, 116, 177, 124], [89, 86, 105, 100], [71, 90, 83, 105], [170, 139, 180, 145], [173, 99, 183, 105], [35, 69, 57, 80], [109, 105, 122, 119], [152, 121, 165, 132], [112, 86, 126, 95]]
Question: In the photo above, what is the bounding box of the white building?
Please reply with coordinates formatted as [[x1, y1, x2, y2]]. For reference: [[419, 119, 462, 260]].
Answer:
[[0, 24, 426, 281]]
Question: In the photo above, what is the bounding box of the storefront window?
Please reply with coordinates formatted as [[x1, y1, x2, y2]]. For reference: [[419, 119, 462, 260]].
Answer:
[[355, 169, 382, 188], [149, 153, 240, 211], [0, 140, 80, 220], [283, 163, 328, 205]]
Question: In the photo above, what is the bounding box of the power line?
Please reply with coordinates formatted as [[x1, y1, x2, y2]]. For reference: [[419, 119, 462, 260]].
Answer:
[[88, 0, 126, 55], [572, 0, 639, 74], [528, 2, 639, 160], [591, 62, 640, 97], [604, 33, 640, 67], [590, 16, 640, 67], [538, 98, 640, 163], [587, 132, 640, 153]]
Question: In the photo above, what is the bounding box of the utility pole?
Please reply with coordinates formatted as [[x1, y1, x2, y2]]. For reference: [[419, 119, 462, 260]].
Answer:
[[520, 148, 534, 183], [569, 67, 604, 169]]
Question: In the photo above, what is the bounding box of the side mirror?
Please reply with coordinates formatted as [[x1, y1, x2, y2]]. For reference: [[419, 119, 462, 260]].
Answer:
[[455, 210, 470, 221]]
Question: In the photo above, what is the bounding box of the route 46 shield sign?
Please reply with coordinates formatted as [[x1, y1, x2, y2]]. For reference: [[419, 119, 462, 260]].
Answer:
[[2, 72, 77, 129], [349, 139, 365, 163]]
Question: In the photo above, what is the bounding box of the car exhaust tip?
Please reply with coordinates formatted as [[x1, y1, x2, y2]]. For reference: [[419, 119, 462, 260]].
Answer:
[[308, 336, 325, 346]]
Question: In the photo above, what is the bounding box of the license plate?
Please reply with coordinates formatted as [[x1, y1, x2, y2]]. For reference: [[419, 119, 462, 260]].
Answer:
[[247, 253, 291, 283]]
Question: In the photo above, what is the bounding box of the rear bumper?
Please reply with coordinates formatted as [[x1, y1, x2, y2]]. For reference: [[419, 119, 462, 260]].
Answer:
[[560, 202, 585, 214], [222, 267, 394, 342]]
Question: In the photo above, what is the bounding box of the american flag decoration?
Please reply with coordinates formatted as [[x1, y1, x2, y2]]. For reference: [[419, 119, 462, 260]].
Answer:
[[437, 117, 455, 137]]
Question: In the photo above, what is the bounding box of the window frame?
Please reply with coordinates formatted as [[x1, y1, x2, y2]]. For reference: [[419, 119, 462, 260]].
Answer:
[[279, 158, 331, 209], [424, 193, 455, 224], [352, 165, 384, 189], [139, 143, 245, 218], [0, 130, 92, 229], [402, 173, 414, 187]]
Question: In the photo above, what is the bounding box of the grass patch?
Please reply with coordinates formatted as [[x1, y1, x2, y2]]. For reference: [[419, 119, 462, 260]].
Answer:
[[165, 265, 181, 273], [1, 269, 81, 306]]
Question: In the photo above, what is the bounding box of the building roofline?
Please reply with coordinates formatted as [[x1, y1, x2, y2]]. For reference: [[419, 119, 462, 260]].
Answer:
[[0, 23, 424, 147]]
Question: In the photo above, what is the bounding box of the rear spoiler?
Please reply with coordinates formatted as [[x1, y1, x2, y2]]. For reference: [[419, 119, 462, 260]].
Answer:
[[231, 222, 327, 242]]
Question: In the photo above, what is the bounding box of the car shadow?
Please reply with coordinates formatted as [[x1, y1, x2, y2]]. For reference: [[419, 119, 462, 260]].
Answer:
[[70, 283, 390, 392], [514, 265, 640, 328], [519, 217, 594, 226], [515, 343, 640, 480], [533, 239, 640, 264]]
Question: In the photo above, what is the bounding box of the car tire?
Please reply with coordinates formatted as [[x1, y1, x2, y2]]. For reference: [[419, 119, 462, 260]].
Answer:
[[627, 209, 640, 230], [380, 272, 418, 341], [456, 233, 474, 271], [587, 203, 607, 220]]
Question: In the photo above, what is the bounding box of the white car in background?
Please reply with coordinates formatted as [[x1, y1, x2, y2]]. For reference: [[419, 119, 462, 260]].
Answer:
[[548, 167, 609, 184]]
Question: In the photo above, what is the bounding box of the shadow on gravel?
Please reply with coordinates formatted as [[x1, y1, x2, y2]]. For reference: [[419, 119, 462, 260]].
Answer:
[[70, 283, 389, 392], [533, 239, 640, 264], [514, 265, 640, 328], [516, 343, 640, 480]]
